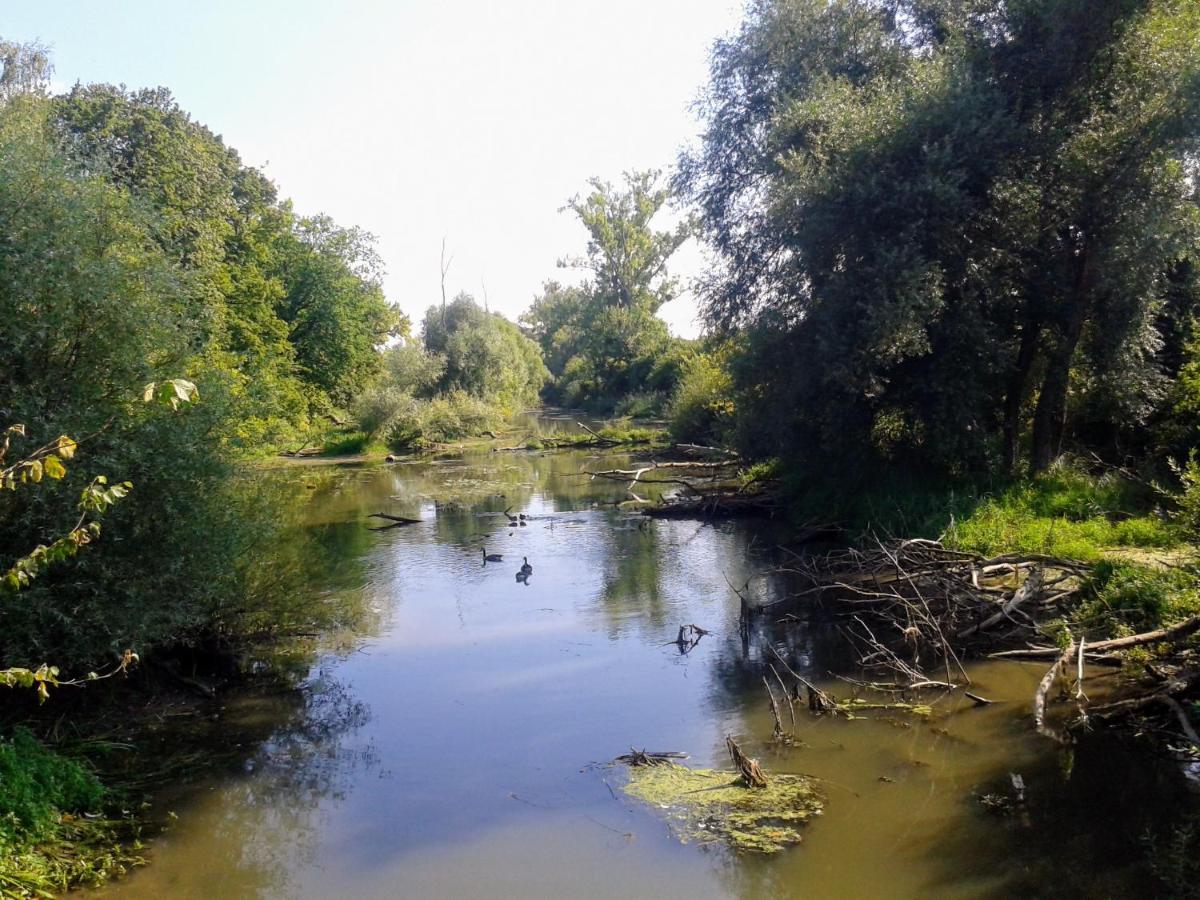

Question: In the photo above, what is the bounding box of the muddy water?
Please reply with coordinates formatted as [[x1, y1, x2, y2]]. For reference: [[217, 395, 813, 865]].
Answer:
[[95, 434, 1194, 899]]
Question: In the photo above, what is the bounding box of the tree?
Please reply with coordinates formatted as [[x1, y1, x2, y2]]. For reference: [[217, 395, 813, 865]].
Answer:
[[276, 215, 403, 406], [679, 0, 1200, 474], [524, 172, 690, 410], [0, 38, 51, 103], [560, 170, 690, 312], [51, 83, 407, 433], [422, 294, 547, 411]]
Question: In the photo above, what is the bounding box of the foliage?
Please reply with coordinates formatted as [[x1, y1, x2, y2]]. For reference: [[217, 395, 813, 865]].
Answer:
[[680, 0, 1200, 475], [560, 170, 690, 312], [1077, 562, 1200, 633], [422, 294, 547, 412], [0, 729, 104, 840], [668, 344, 737, 444], [383, 391, 503, 450], [383, 341, 446, 397], [275, 214, 403, 407], [1169, 452, 1200, 538], [51, 82, 405, 443], [0, 728, 142, 896], [523, 171, 691, 411], [945, 465, 1178, 561]]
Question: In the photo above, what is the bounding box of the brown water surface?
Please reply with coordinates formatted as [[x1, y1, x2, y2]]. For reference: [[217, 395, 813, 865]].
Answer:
[[92, 429, 1196, 899]]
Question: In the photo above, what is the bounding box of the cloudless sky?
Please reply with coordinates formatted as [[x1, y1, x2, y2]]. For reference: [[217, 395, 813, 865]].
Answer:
[[6, 0, 745, 338]]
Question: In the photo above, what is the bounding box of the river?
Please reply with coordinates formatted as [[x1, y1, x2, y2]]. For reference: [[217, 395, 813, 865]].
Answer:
[[92, 418, 1196, 898]]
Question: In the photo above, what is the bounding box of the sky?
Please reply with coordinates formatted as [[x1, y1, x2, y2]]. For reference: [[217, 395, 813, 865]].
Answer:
[[5, 0, 746, 338]]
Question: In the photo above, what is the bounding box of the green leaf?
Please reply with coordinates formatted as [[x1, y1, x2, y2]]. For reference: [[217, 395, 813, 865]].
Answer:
[[43, 455, 66, 479]]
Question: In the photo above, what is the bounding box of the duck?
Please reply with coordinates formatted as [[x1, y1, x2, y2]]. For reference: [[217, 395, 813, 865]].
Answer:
[[519, 556, 533, 576], [483, 548, 503, 563]]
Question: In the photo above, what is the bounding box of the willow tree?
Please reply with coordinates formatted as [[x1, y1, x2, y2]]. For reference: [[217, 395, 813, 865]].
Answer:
[[523, 171, 690, 410], [680, 0, 1200, 473]]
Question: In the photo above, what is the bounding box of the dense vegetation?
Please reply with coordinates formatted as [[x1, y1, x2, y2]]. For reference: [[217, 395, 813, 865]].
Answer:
[[5, 0, 1200, 891], [521, 171, 694, 414], [673, 0, 1200, 484]]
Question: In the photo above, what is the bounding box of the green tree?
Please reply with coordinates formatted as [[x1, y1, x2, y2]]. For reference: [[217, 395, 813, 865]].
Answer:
[[422, 294, 547, 411], [679, 0, 1200, 475], [51, 83, 406, 438], [523, 171, 690, 411], [560, 170, 690, 312], [276, 215, 403, 407]]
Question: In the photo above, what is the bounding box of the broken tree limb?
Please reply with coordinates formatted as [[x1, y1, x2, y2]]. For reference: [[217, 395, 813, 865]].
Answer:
[[671, 442, 740, 458], [1034, 641, 1075, 741], [957, 567, 1044, 639], [577, 422, 618, 444], [990, 615, 1200, 660], [726, 735, 768, 788], [367, 512, 422, 529], [763, 676, 785, 739], [1161, 695, 1200, 748]]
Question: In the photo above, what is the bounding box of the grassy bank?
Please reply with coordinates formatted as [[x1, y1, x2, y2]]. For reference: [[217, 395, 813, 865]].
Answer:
[[0, 729, 143, 896], [783, 458, 1198, 640]]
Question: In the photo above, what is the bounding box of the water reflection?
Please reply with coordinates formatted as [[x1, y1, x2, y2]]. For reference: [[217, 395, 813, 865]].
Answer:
[[103, 437, 1198, 899]]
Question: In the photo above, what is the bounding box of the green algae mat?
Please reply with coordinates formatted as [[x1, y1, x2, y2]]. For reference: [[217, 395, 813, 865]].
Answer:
[[622, 762, 823, 853]]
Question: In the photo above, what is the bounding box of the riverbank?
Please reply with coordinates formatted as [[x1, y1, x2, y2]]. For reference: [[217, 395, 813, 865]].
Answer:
[[760, 458, 1200, 753]]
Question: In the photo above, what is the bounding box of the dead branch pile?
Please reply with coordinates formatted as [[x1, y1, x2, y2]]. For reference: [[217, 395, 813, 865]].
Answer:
[[784, 538, 1088, 681], [776, 537, 1200, 747]]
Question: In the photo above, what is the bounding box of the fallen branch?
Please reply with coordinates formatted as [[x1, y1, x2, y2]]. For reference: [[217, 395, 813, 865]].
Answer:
[[957, 567, 1044, 639], [990, 615, 1200, 660], [1033, 641, 1075, 741]]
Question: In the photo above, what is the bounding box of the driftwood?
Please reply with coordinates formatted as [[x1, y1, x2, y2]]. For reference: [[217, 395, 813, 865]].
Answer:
[[671, 442, 740, 458], [726, 735, 768, 788], [988, 614, 1200, 660], [1033, 642, 1075, 741], [957, 566, 1044, 639], [368, 512, 422, 531], [642, 489, 780, 519], [786, 540, 1087, 685], [280, 445, 322, 458], [615, 748, 690, 766]]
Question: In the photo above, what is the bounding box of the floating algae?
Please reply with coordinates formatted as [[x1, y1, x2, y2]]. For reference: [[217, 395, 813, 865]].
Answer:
[[622, 763, 823, 853]]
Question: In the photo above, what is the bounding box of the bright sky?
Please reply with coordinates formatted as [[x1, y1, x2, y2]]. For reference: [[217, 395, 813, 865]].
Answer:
[[6, 0, 745, 339]]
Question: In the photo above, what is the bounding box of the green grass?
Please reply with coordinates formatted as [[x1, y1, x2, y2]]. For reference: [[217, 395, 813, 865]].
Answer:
[[945, 466, 1178, 561], [321, 431, 371, 455], [0, 728, 142, 895], [524, 424, 666, 451], [1075, 561, 1200, 633]]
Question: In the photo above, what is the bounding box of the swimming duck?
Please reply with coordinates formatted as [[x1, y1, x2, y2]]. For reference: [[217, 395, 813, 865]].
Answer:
[[483, 548, 503, 563], [520, 556, 533, 575]]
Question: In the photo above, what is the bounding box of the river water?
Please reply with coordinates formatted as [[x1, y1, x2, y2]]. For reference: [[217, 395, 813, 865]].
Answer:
[[94, 421, 1196, 898]]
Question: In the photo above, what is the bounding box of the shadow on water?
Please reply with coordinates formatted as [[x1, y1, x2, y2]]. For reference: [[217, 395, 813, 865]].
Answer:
[[96, 430, 1200, 899]]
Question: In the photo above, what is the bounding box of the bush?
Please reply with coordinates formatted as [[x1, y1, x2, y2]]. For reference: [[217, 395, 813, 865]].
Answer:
[[613, 391, 667, 419], [380, 391, 502, 450], [353, 385, 415, 439], [668, 350, 735, 444], [322, 431, 371, 456], [1078, 562, 1200, 632], [0, 729, 104, 842]]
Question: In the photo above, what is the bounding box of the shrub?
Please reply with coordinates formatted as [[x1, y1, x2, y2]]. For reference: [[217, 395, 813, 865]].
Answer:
[[668, 350, 735, 444], [0, 729, 104, 842]]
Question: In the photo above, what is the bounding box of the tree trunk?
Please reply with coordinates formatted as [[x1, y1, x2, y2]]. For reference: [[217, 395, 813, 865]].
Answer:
[[1030, 246, 1095, 473], [1003, 317, 1041, 474]]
